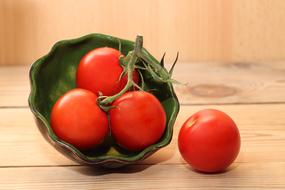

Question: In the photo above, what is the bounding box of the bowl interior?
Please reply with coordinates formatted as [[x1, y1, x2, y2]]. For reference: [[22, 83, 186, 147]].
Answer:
[[29, 34, 179, 163]]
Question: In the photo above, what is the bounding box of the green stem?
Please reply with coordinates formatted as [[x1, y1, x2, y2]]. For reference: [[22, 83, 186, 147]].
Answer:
[[98, 34, 176, 109], [99, 35, 143, 106], [136, 48, 170, 81]]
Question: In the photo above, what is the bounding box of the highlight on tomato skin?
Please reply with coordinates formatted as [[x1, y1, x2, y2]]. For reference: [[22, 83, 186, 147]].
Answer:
[[109, 91, 167, 151], [178, 109, 241, 173], [50, 88, 109, 150], [76, 47, 139, 96]]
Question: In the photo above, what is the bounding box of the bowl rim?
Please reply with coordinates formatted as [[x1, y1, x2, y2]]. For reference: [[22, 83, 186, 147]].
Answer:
[[28, 33, 180, 164]]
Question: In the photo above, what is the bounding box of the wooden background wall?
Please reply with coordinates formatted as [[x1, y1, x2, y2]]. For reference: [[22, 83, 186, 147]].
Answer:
[[1, 0, 285, 65]]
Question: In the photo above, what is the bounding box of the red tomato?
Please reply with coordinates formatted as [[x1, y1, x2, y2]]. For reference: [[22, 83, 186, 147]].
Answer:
[[51, 89, 109, 150], [178, 109, 240, 173], [109, 91, 166, 151], [76, 47, 139, 96]]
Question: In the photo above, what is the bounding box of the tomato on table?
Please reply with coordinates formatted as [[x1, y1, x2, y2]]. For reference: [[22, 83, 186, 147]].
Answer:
[[50, 88, 109, 150], [76, 47, 139, 96], [178, 109, 240, 173], [109, 91, 166, 151]]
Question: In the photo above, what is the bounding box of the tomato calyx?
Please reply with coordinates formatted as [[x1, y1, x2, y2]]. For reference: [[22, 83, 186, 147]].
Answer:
[[97, 35, 179, 110]]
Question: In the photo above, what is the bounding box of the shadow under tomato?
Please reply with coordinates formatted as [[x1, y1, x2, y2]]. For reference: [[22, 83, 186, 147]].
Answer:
[[181, 156, 241, 175]]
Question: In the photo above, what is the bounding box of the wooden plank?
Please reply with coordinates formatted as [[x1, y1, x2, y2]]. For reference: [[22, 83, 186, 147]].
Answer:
[[0, 0, 233, 65], [0, 162, 284, 190], [168, 62, 285, 105], [1, 63, 285, 107], [2, 0, 285, 65], [1, 104, 285, 167], [0, 108, 74, 166], [0, 66, 29, 107]]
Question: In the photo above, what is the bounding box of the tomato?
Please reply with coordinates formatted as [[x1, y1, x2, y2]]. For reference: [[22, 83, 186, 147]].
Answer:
[[109, 91, 166, 151], [76, 47, 139, 96], [50, 88, 109, 150], [178, 109, 240, 173]]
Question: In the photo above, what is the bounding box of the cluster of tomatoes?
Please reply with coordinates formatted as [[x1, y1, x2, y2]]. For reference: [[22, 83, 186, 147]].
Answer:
[[51, 45, 241, 173], [51, 47, 166, 152]]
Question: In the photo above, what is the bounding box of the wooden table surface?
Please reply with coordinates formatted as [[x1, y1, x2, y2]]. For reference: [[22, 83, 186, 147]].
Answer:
[[0, 62, 285, 189]]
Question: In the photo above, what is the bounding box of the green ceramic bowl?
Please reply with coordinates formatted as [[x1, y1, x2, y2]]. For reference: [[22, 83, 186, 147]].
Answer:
[[28, 33, 180, 167]]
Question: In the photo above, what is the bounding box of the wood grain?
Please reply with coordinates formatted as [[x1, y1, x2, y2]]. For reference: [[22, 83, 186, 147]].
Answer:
[[1, 162, 285, 190], [169, 62, 285, 105], [0, 66, 29, 107], [1, 104, 285, 167], [2, 0, 285, 65], [1, 63, 285, 107], [0, 0, 233, 65], [1, 64, 285, 189]]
